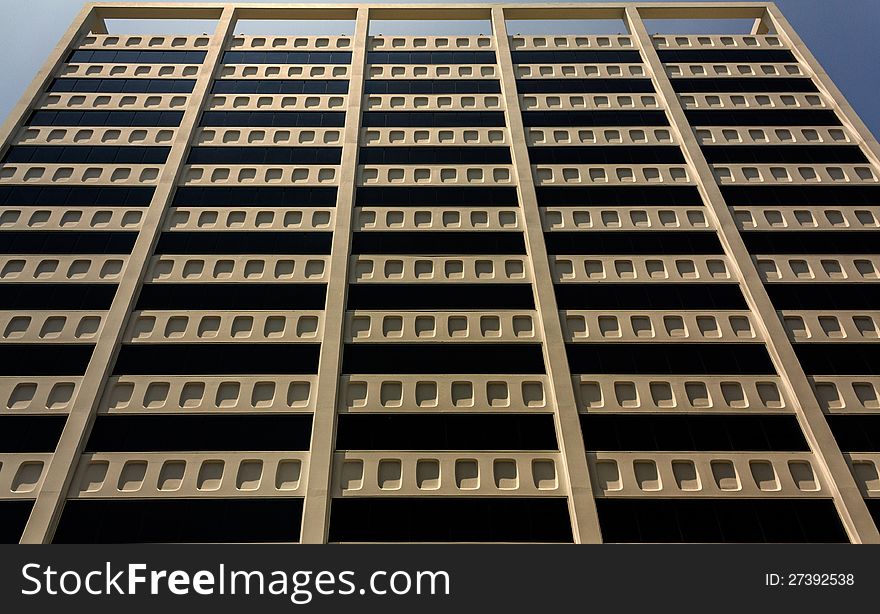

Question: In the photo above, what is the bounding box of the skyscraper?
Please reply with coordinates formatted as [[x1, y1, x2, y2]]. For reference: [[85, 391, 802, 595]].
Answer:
[[1, 2, 878, 544]]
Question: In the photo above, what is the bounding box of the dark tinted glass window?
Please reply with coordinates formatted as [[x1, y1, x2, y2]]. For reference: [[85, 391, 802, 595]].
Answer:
[[686, 109, 841, 126], [200, 111, 345, 127], [658, 49, 797, 62], [362, 111, 506, 127], [336, 414, 557, 450], [355, 186, 518, 206], [3, 146, 170, 164], [516, 79, 655, 94], [672, 77, 818, 93], [329, 498, 572, 543], [367, 51, 496, 64], [28, 110, 183, 127], [566, 343, 776, 374], [86, 415, 313, 452], [172, 186, 337, 207], [794, 344, 880, 375], [56, 499, 303, 544], [580, 414, 808, 451], [352, 231, 526, 255], [765, 284, 880, 310], [50, 78, 195, 93], [527, 146, 684, 164], [701, 145, 867, 164], [347, 284, 534, 310], [343, 344, 546, 374], [137, 283, 326, 310], [358, 146, 511, 165], [186, 146, 342, 165], [597, 499, 847, 543], [0, 186, 154, 206], [741, 231, 880, 254], [67, 50, 206, 64], [545, 232, 724, 255], [211, 79, 349, 94], [156, 231, 332, 255], [522, 110, 669, 127], [512, 50, 642, 63], [113, 344, 320, 375], [555, 283, 746, 310], [364, 80, 501, 94], [222, 51, 351, 64], [722, 185, 880, 206], [0, 231, 137, 254], [536, 185, 703, 206]]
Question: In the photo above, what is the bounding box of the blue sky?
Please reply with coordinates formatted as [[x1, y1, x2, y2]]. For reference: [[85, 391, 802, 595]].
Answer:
[[0, 0, 878, 137]]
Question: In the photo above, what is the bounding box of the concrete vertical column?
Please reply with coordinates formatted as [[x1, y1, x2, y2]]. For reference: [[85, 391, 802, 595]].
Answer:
[[300, 7, 369, 544], [625, 5, 880, 544], [491, 7, 603, 544], [20, 6, 238, 544]]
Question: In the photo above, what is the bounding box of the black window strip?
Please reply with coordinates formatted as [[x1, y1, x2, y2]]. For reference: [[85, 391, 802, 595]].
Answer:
[[686, 109, 841, 126], [329, 498, 573, 543], [555, 283, 746, 310], [113, 344, 321, 375], [701, 145, 868, 164], [186, 146, 342, 165], [172, 186, 338, 207], [0, 186, 155, 206], [358, 146, 511, 165], [742, 231, 880, 254], [351, 231, 526, 255], [544, 231, 724, 255], [0, 284, 117, 310], [27, 110, 184, 127], [211, 79, 349, 94], [342, 344, 546, 374], [0, 231, 137, 254], [794, 344, 880, 375], [766, 284, 880, 310], [136, 283, 327, 310], [67, 50, 206, 64], [363, 80, 501, 94], [55, 499, 303, 544], [527, 145, 685, 165], [336, 414, 558, 451], [672, 77, 818, 93], [222, 51, 352, 64], [347, 284, 535, 310], [0, 501, 33, 545], [155, 231, 332, 255], [826, 416, 880, 452], [3, 145, 171, 165], [597, 499, 847, 543], [86, 415, 313, 452], [722, 185, 880, 206], [49, 78, 195, 94], [516, 79, 655, 94], [367, 51, 497, 64], [0, 416, 68, 453], [511, 50, 643, 63], [200, 111, 345, 128], [362, 111, 506, 128], [580, 414, 808, 452], [0, 345, 94, 376], [658, 49, 798, 63], [565, 343, 777, 374], [536, 185, 703, 206], [522, 110, 669, 127], [355, 186, 519, 207]]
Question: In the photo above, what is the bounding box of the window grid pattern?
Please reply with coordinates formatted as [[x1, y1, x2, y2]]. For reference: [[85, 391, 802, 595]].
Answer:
[[0, 3, 877, 545]]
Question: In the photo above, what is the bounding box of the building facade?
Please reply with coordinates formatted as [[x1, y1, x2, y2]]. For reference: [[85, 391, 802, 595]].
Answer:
[[0, 2, 879, 543]]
